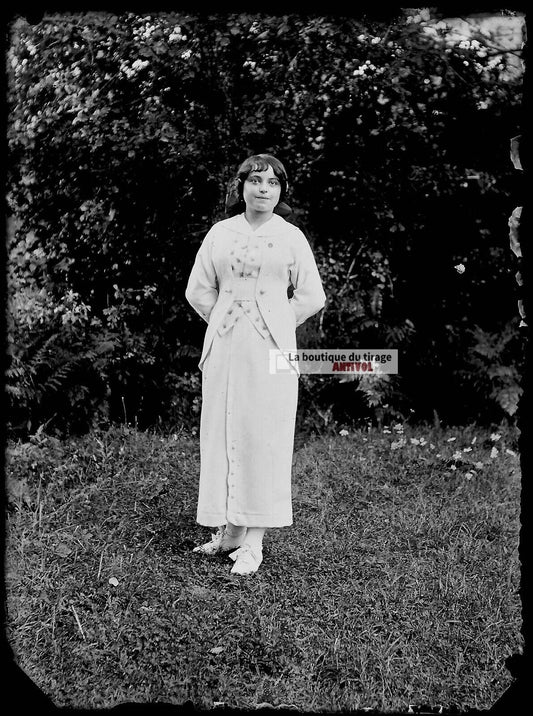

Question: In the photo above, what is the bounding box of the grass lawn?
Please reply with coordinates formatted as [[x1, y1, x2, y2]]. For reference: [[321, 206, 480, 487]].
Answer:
[[5, 421, 522, 712]]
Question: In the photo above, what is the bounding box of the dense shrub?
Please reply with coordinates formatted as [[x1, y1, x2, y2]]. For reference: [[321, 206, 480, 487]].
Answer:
[[6, 10, 525, 434]]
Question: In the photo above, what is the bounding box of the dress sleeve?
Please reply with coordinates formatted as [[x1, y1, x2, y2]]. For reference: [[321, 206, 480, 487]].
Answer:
[[185, 228, 219, 323], [289, 230, 326, 327]]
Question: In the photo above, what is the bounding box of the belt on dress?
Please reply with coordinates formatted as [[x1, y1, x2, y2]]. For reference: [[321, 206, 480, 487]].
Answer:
[[231, 277, 258, 301], [217, 279, 270, 338]]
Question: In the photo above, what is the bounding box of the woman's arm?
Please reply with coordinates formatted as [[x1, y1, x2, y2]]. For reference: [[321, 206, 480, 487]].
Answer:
[[289, 230, 326, 327], [185, 229, 219, 323]]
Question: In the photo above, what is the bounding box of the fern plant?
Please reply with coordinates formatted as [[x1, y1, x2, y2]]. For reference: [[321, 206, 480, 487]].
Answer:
[[462, 321, 525, 419], [6, 275, 117, 436]]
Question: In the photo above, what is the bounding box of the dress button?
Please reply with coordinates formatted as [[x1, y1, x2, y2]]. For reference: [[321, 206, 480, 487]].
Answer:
[[259, 290, 265, 295], [268, 243, 273, 248]]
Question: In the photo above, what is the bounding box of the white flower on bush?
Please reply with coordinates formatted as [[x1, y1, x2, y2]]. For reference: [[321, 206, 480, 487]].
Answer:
[[490, 433, 501, 442], [119, 62, 135, 78], [454, 263, 465, 274], [490, 446, 499, 459], [140, 22, 156, 40], [339, 429, 349, 437], [353, 60, 376, 77], [131, 59, 149, 72], [169, 25, 184, 42], [120, 59, 148, 78]]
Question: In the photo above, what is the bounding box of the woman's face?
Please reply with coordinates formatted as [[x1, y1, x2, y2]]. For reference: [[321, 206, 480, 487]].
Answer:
[[242, 165, 282, 214]]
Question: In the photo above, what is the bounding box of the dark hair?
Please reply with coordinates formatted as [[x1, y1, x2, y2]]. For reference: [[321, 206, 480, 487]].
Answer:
[[225, 153, 291, 216]]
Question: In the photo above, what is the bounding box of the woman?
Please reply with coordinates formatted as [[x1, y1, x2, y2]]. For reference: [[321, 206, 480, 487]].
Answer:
[[185, 153, 326, 575]]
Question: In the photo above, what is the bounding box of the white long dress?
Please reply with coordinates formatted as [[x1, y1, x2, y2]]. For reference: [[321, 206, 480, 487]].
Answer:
[[185, 213, 326, 528]]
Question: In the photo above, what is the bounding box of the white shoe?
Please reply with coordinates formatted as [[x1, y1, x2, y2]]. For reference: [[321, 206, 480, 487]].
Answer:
[[229, 543, 263, 575], [192, 526, 245, 555]]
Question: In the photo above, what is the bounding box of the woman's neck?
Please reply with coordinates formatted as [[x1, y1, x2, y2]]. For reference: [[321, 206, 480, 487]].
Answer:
[[244, 209, 274, 231]]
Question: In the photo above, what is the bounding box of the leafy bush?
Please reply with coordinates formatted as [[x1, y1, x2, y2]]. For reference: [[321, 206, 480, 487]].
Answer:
[[6, 10, 525, 433]]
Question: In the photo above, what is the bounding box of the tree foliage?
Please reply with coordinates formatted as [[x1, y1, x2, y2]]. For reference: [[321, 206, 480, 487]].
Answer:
[[6, 10, 525, 434]]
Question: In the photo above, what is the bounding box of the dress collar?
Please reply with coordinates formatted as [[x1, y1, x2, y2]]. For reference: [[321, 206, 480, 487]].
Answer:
[[229, 212, 288, 237]]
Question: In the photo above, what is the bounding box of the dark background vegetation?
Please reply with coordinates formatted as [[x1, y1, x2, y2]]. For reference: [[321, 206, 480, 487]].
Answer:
[[5, 9, 526, 437]]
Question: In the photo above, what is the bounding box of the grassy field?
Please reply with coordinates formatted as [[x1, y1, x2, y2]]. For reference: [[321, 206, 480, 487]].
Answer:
[[5, 421, 523, 712]]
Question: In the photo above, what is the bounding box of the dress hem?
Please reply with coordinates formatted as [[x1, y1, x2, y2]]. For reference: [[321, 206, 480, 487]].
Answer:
[[197, 514, 293, 529]]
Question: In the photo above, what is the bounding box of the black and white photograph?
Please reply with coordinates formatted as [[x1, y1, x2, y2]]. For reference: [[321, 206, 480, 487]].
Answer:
[[4, 6, 530, 713]]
